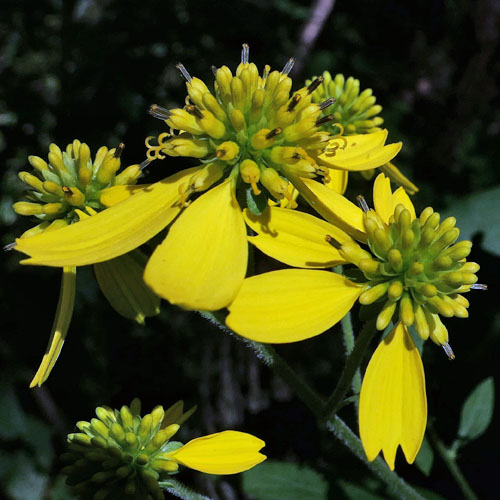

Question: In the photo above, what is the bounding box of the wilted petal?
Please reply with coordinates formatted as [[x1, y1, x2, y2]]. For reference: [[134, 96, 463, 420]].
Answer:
[[144, 181, 247, 311], [318, 130, 402, 171], [15, 167, 200, 267], [168, 431, 266, 475], [226, 269, 363, 343], [244, 207, 352, 268], [359, 322, 427, 470], [30, 266, 76, 387], [94, 250, 160, 324]]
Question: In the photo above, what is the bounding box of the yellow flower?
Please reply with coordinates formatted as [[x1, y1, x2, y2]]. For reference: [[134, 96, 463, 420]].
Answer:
[[11, 141, 159, 387], [62, 399, 266, 499], [13, 46, 401, 313], [226, 173, 481, 468]]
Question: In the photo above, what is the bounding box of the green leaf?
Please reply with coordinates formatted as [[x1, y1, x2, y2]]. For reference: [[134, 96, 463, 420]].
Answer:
[[337, 480, 387, 500], [24, 416, 54, 470], [444, 186, 500, 256], [4, 451, 48, 500], [245, 186, 268, 215], [0, 382, 26, 439], [458, 377, 494, 441], [241, 460, 328, 500], [414, 436, 434, 476]]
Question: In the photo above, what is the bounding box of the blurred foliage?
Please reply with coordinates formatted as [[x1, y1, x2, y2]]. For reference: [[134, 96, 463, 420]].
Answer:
[[1, 0, 499, 499]]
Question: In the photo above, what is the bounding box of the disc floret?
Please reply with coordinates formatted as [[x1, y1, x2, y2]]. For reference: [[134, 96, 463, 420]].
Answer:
[[146, 45, 342, 208], [339, 205, 480, 351], [13, 140, 143, 234]]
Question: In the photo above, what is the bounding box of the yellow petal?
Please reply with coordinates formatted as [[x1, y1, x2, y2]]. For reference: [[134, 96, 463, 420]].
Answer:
[[373, 174, 416, 224], [379, 162, 418, 194], [100, 184, 151, 207], [325, 169, 348, 194], [226, 269, 363, 343], [293, 176, 367, 242], [94, 250, 160, 324], [15, 167, 200, 267], [30, 267, 76, 387], [144, 181, 247, 311], [244, 207, 353, 268], [168, 431, 266, 475], [359, 322, 427, 470], [318, 130, 401, 171]]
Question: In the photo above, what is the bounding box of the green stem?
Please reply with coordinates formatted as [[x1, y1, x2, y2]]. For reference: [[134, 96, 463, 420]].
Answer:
[[340, 310, 362, 395], [159, 479, 212, 500], [322, 319, 376, 419], [428, 426, 479, 500]]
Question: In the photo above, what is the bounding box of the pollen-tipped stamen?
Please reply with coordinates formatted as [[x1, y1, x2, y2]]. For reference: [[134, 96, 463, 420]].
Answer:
[[176, 63, 192, 82], [149, 104, 172, 121]]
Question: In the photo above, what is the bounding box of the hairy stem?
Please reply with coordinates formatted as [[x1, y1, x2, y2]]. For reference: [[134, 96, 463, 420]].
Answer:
[[159, 479, 212, 500]]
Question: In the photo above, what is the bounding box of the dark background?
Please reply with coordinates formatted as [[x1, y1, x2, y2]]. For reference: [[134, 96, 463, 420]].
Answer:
[[0, 1, 499, 499]]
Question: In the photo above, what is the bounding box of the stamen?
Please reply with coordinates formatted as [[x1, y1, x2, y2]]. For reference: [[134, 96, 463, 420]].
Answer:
[[315, 114, 336, 127], [287, 94, 302, 112], [3, 242, 16, 251], [149, 104, 171, 121], [262, 65, 270, 81], [62, 186, 74, 196], [281, 58, 295, 76], [319, 97, 335, 110], [471, 283, 488, 290], [216, 149, 226, 159], [139, 159, 150, 171], [357, 195, 370, 213], [241, 43, 249, 64], [325, 234, 342, 249], [176, 63, 192, 82], [211, 65, 218, 76], [185, 105, 203, 119], [265, 128, 282, 139], [442, 342, 455, 360], [307, 76, 324, 94], [113, 143, 125, 159]]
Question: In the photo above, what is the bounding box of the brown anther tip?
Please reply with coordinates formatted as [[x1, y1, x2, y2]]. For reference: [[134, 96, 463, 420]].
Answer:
[[62, 186, 73, 195], [265, 128, 282, 140], [148, 104, 171, 120], [216, 150, 225, 159], [307, 76, 324, 94], [325, 234, 342, 249], [114, 143, 125, 158], [186, 105, 203, 119], [287, 94, 302, 112], [319, 97, 336, 110], [3, 242, 16, 252], [315, 114, 336, 127]]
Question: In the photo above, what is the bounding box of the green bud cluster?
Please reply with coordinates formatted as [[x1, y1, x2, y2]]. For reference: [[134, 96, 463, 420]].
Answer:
[[61, 399, 192, 500], [348, 205, 479, 345], [307, 71, 383, 136], [13, 140, 142, 231]]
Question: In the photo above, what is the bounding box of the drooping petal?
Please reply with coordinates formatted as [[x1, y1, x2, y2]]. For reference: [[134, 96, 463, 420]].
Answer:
[[373, 174, 416, 224], [244, 207, 353, 268], [144, 180, 247, 311], [379, 162, 418, 195], [292, 176, 367, 242], [318, 130, 402, 172], [94, 250, 160, 324], [226, 269, 363, 343], [168, 431, 266, 475], [15, 167, 200, 267], [30, 266, 76, 387], [359, 322, 427, 470], [100, 184, 151, 207]]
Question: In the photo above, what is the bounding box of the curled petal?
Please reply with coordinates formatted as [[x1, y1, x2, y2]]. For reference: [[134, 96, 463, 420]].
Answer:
[[15, 167, 200, 267], [318, 130, 402, 172], [359, 322, 427, 470], [144, 181, 247, 311], [168, 431, 266, 475], [227, 269, 363, 343], [244, 207, 353, 268]]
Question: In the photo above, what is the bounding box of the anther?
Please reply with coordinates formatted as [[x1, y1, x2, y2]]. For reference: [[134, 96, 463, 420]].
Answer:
[[471, 283, 488, 290], [62, 186, 74, 196], [3, 242, 16, 252], [185, 105, 203, 119], [210, 65, 218, 76], [216, 149, 226, 159], [148, 104, 171, 121], [307, 76, 324, 94], [325, 234, 342, 249], [265, 128, 282, 140], [319, 97, 335, 110], [281, 57, 295, 76], [113, 143, 125, 159], [357, 195, 370, 213], [241, 43, 249, 64], [176, 63, 192, 82], [315, 114, 336, 126], [442, 343, 455, 360], [139, 159, 150, 171], [287, 94, 302, 112]]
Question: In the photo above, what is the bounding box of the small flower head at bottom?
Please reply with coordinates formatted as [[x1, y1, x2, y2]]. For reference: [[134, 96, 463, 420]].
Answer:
[[61, 399, 266, 500]]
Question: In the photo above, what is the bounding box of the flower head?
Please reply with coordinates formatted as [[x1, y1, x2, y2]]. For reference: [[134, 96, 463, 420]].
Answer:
[[62, 399, 266, 499]]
